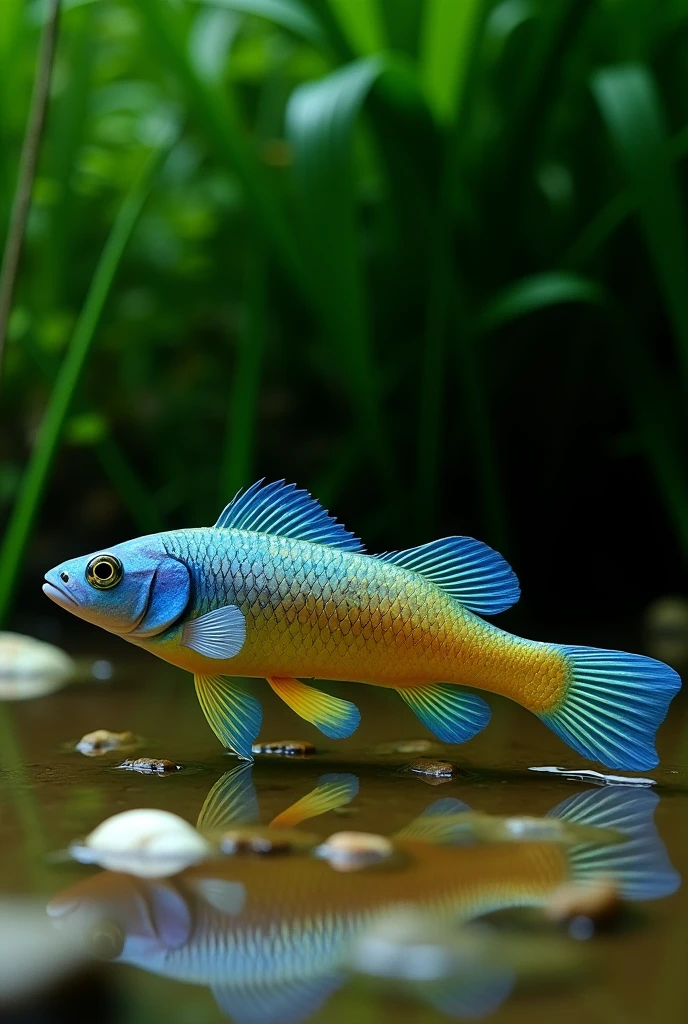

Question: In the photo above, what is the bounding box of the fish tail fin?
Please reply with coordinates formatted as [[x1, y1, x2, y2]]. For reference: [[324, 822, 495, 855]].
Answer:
[[549, 788, 680, 901], [535, 645, 681, 771]]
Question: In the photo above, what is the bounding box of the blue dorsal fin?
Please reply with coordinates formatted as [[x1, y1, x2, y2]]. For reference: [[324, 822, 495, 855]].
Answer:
[[377, 537, 520, 614], [214, 479, 365, 552]]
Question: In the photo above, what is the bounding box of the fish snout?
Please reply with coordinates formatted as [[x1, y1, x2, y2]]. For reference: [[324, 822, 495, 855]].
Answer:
[[43, 568, 78, 610]]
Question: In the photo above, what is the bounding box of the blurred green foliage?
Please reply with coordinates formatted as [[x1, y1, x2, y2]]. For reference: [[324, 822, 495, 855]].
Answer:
[[2, 0, 688, 620]]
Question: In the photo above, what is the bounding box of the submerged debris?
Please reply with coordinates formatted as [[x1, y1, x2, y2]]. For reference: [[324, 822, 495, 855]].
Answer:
[[545, 880, 622, 930], [76, 729, 137, 756], [251, 739, 316, 756], [117, 757, 180, 774], [70, 808, 211, 877], [405, 757, 458, 780], [314, 831, 394, 871], [218, 826, 317, 856], [0, 632, 76, 700], [374, 738, 445, 756], [529, 766, 655, 787]]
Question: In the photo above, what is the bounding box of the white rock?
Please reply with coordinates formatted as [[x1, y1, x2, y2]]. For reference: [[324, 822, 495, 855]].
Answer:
[[72, 808, 211, 878], [0, 632, 75, 700]]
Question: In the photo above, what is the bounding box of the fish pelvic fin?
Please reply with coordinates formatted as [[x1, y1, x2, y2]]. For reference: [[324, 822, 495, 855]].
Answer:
[[267, 676, 360, 739], [194, 675, 262, 760], [397, 683, 491, 743], [271, 773, 359, 828], [536, 645, 681, 771]]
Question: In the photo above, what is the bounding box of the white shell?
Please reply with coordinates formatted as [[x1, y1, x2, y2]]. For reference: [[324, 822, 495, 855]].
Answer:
[[0, 632, 75, 700], [314, 831, 393, 872], [72, 808, 212, 878]]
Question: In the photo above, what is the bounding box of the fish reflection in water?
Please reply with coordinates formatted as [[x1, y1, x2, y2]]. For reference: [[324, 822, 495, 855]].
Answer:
[[48, 770, 680, 1024]]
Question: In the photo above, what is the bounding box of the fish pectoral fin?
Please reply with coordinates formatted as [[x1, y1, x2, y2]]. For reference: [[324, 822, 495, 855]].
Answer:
[[196, 763, 258, 831], [191, 878, 246, 916], [211, 976, 342, 1024], [194, 675, 262, 760], [394, 796, 473, 843], [266, 676, 360, 739], [375, 537, 519, 614], [182, 605, 246, 659], [397, 684, 491, 743], [270, 773, 359, 828]]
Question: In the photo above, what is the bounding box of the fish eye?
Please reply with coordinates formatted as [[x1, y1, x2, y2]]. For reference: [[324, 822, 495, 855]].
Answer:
[[86, 554, 123, 590]]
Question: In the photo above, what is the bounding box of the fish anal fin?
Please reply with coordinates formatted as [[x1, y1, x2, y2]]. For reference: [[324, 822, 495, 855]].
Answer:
[[267, 676, 360, 739], [376, 537, 519, 615], [194, 675, 262, 760], [398, 684, 491, 744]]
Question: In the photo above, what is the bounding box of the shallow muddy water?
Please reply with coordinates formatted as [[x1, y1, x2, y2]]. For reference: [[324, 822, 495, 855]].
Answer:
[[1, 646, 687, 1024]]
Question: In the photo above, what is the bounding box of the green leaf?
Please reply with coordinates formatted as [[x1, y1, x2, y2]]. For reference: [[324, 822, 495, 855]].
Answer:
[[477, 272, 605, 333], [419, 0, 485, 123], [194, 0, 327, 47], [136, 0, 309, 300], [593, 64, 688, 388]]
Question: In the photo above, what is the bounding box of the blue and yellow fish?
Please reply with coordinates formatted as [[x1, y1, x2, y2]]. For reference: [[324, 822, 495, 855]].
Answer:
[[43, 479, 681, 768]]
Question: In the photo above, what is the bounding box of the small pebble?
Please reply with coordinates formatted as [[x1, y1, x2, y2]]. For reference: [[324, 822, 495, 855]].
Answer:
[[545, 880, 621, 928], [251, 739, 316, 756], [76, 729, 136, 756], [219, 826, 316, 856], [406, 757, 457, 778], [118, 757, 179, 774], [70, 808, 211, 877], [314, 831, 393, 872]]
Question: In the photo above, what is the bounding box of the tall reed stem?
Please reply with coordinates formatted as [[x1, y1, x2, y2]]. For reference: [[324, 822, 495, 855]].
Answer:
[[0, 0, 61, 384]]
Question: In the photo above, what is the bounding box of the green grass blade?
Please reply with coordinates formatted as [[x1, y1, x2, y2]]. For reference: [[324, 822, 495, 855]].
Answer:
[[327, 0, 386, 55], [193, 0, 327, 47], [0, 0, 61, 382], [220, 241, 267, 502], [593, 64, 688, 388], [419, 0, 485, 123], [286, 56, 402, 485], [0, 141, 170, 624], [478, 272, 605, 333], [136, 0, 309, 300]]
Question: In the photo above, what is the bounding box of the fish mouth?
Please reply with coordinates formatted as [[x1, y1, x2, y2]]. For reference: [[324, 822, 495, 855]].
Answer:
[[43, 579, 77, 609]]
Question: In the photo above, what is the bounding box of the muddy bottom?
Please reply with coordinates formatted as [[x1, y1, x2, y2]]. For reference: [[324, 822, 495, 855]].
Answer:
[[1, 649, 687, 1024]]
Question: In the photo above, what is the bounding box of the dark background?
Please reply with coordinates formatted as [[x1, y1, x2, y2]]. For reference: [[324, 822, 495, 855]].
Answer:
[[1, 0, 687, 650]]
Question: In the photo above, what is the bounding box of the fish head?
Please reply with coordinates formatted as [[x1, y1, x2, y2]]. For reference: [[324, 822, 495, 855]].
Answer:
[[43, 535, 191, 639], [47, 872, 193, 963]]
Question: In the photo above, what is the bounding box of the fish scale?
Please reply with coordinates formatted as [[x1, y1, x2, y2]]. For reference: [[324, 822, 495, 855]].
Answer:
[[161, 528, 477, 686], [43, 479, 681, 768]]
